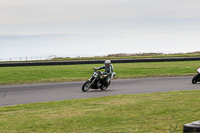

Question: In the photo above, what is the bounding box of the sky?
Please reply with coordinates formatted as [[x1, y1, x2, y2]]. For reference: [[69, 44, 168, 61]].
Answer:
[[0, 0, 200, 60]]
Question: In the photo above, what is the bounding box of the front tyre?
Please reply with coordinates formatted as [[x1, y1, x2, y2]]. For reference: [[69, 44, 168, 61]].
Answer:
[[82, 81, 90, 92]]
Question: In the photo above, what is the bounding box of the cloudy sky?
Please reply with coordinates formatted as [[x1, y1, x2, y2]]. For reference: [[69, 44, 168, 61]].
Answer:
[[0, 0, 200, 60]]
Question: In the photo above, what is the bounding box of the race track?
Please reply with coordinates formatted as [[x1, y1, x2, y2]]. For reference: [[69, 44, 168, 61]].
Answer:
[[0, 76, 199, 107]]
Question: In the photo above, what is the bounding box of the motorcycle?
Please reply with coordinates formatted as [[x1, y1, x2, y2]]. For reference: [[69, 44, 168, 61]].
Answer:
[[82, 69, 116, 92], [192, 67, 200, 84]]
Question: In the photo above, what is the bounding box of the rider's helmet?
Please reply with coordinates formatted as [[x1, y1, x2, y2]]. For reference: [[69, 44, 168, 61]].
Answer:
[[105, 60, 111, 67]]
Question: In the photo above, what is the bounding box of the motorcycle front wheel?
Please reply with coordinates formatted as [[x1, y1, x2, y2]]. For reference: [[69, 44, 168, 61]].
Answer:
[[82, 81, 90, 92]]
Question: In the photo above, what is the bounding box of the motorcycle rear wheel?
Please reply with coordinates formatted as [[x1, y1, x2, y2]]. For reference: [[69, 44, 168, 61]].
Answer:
[[192, 78, 198, 84], [100, 81, 111, 91], [192, 75, 199, 84], [82, 81, 90, 92]]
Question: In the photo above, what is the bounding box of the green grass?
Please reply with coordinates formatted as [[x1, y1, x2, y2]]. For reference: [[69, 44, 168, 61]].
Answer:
[[1, 52, 200, 63], [0, 61, 199, 85], [50, 53, 200, 61], [0, 90, 200, 132]]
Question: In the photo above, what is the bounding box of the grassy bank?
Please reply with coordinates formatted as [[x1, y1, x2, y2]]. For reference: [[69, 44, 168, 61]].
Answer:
[[0, 90, 200, 132], [0, 61, 199, 85], [1, 52, 200, 63], [51, 52, 200, 61]]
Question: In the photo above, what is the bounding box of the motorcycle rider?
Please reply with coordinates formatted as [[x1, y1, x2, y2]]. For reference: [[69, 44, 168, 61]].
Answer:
[[95, 60, 114, 86]]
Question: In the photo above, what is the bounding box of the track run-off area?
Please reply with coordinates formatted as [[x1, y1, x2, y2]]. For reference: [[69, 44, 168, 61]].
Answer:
[[0, 76, 199, 107]]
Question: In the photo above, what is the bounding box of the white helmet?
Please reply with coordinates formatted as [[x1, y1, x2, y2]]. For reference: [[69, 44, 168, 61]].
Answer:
[[105, 60, 111, 64]]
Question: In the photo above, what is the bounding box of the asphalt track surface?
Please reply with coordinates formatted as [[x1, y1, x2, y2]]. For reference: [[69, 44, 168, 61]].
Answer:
[[0, 76, 200, 107]]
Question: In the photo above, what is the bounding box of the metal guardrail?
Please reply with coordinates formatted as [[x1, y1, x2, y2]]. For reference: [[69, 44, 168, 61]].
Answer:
[[0, 57, 200, 67]]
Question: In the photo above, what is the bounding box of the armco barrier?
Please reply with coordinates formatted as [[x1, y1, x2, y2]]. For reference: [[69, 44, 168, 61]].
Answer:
[[0, 57, 200, 67]]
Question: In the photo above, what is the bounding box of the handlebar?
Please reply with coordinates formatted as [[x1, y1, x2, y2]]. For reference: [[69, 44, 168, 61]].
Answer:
[[92, 67, 98, 71], [92, 68, 109, 77]]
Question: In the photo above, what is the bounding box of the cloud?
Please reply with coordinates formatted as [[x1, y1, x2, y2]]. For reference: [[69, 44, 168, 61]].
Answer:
[[0, 0, 200, 59], [1, 0, 200, 25]]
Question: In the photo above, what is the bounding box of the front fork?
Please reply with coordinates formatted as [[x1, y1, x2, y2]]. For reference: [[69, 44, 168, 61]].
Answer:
[[87, 77, 96, 89], [89, 76, 93, 82]]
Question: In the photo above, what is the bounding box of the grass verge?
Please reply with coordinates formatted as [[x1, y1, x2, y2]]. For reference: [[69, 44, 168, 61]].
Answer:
[[1, 52, 200, 63], [0, 90, 200, 132], [0, 61, 199, 85], [50, 52, 200, 61]]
